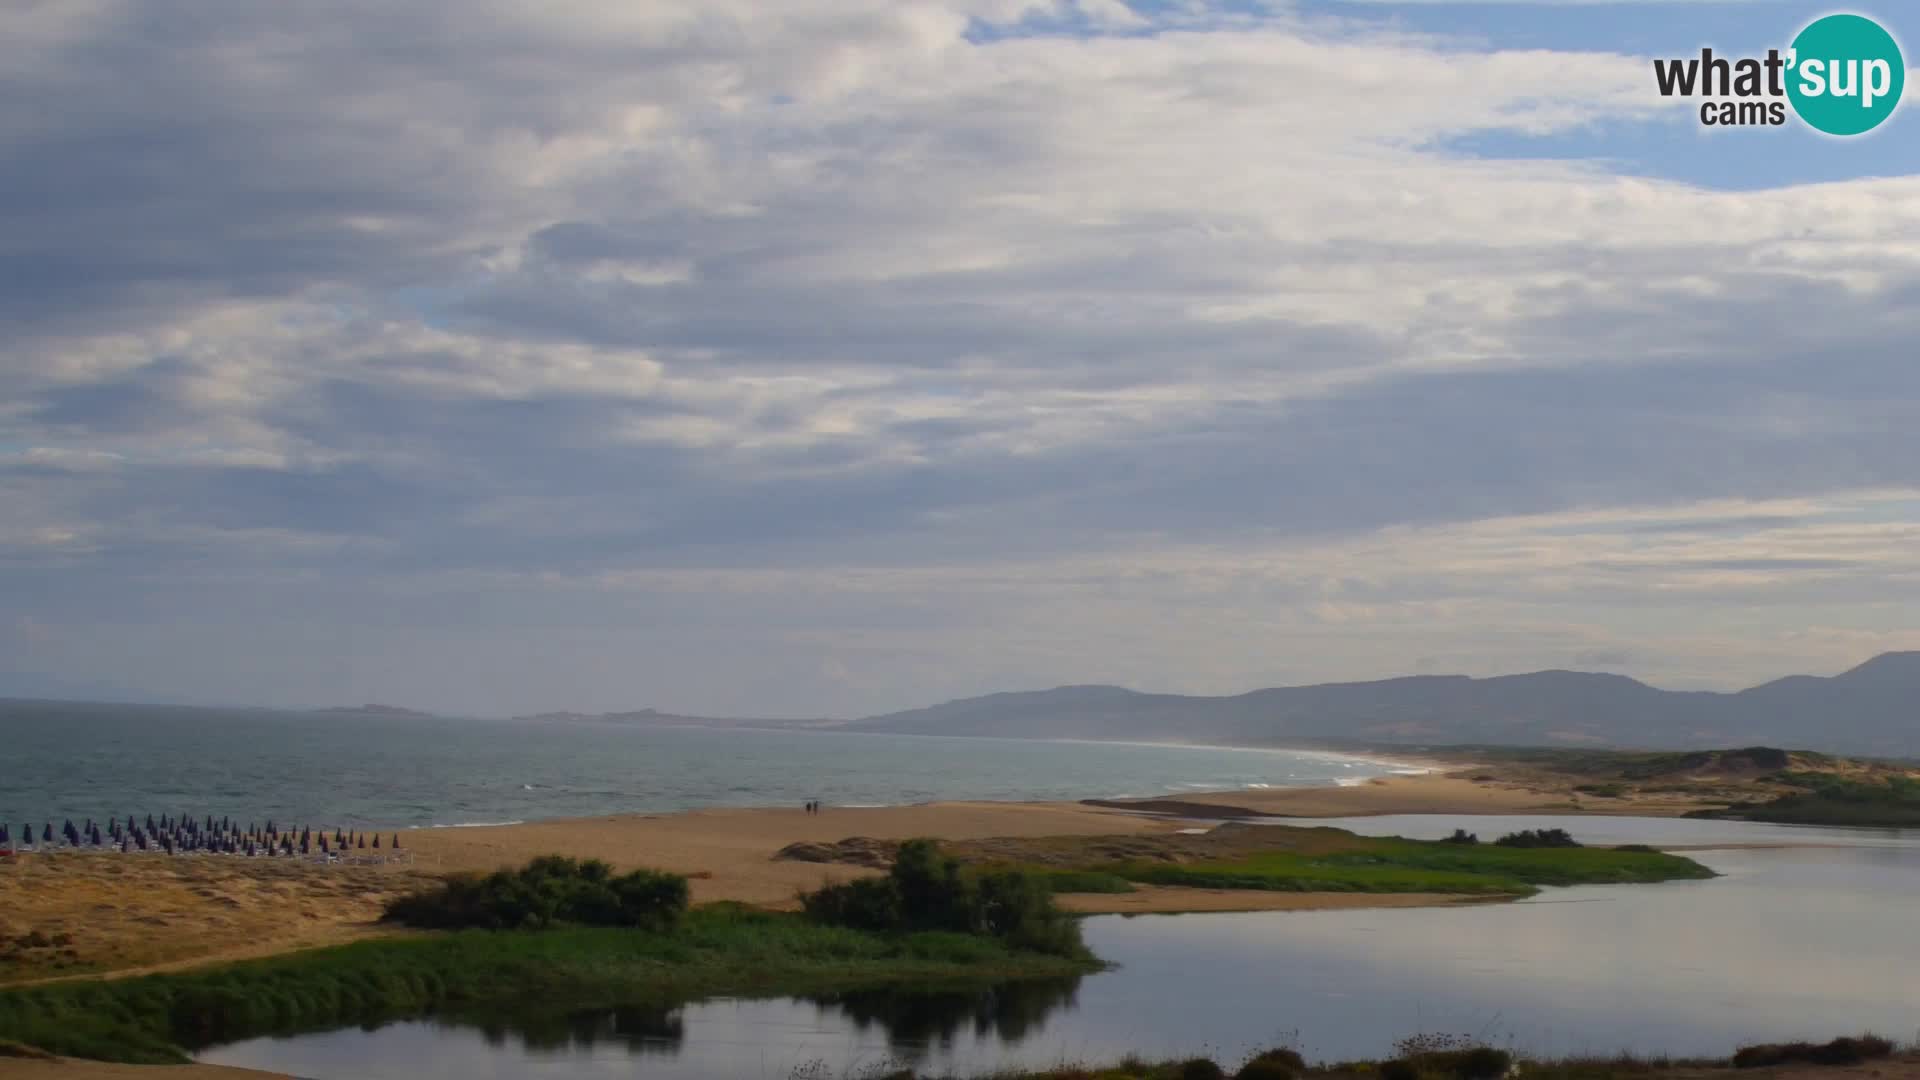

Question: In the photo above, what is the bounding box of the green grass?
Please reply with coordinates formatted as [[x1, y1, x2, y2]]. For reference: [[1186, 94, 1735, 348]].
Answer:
[[1099, 838, 1714, 897], [0, 904, 1093, 1065], [1039, 870, 1137, 894], [1573, 783, 1628, 798], [1696, 774, 1920, 827]]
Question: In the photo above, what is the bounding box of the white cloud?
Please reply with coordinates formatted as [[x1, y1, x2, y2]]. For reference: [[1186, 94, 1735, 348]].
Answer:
[[2, 0, 1916, 712]]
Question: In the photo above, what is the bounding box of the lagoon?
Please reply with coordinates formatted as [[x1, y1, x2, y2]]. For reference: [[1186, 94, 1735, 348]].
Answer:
[[200, 816, 1920, 1079]]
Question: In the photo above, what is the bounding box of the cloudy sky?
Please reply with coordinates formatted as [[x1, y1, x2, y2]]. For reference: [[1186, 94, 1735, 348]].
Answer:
[[4, 0, 1917, 717]]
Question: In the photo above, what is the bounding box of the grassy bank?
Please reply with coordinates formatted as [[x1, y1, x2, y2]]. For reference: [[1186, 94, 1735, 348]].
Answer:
[[962, 828, 1717, 899], [1691, 774, 1920, 827], [1104, 840, 1712, 897], [0, 904, 1093, 1064]]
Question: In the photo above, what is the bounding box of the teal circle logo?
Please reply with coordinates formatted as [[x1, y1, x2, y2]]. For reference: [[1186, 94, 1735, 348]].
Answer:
[[1787, 14, 1906, 136]]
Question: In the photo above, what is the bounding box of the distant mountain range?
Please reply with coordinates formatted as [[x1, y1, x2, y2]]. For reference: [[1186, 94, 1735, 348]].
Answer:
[[840, 653, 1920, 757], [9, 653, 1916, 756], [314, 704, 437, 718], [511, 708, 835, 729]]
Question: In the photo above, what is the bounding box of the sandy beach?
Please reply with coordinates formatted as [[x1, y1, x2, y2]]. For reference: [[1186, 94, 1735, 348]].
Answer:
[[402, 798, 1178, 906], [0, 768, 1733, 989]]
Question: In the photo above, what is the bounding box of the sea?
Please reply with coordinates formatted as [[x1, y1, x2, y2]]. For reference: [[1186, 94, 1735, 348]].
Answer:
[[0, 699, 1410, 829]]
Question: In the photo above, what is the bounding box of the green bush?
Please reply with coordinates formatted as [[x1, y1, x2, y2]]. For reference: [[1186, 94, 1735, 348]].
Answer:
[[1178, 1057, 1226, 1080], [1236, 1048, 1305, 1079], [800, 840, 1086, 958], [800, 877, 902, 932], [1574, 783, 1628, 798], [892, 839, 978, 933], [1431, 1046, 1513, 1078], [383, 856, 688, 931], [1441, 829, 1480, 845], [1732, 1035, 1894, 1068], [1493, 828, 1581, 849]]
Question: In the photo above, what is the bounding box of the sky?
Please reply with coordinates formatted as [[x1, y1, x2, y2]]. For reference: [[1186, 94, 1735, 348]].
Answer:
[[4, 0, 1918, 717]]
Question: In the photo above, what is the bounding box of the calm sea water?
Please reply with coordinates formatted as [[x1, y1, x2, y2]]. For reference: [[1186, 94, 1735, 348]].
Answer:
[[0, 700, 1399, 828], [201, 817, 1920, 1078]]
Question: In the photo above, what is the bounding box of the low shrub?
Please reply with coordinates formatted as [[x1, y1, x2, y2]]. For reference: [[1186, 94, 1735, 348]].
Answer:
[[1575, 783, 1628, 798], [1493, 828, 1581, 849], [801, 839, 1086, 958], [1430, 1046, 1513, 1079], [1731, 1034, 1895, 1068], [1042, 870, 1137, 894], [1393, 1033, 1512, 1079], [1441, 829, 1480, 845], [1178, 1057, 1226, 1080], [799, 877, 901, 932], [383, 855, 688, 931], [1236, 1047, 1306, 1079]]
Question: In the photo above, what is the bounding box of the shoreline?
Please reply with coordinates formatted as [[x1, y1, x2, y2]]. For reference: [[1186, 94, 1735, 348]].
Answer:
[[0, 768, 1734, 991]]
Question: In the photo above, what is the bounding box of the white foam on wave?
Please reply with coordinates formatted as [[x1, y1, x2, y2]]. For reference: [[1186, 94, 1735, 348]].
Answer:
[[409, 820, 526, 829], [1333, 777, 1370, 787]]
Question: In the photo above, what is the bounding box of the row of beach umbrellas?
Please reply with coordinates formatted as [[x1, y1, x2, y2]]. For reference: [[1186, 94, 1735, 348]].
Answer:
[[0, 815, 403, 859]]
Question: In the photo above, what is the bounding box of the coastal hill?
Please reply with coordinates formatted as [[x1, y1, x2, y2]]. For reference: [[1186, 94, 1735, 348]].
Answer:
[[512, 708, 837, 729], [314, 704, 437, 718], [841, 653, 1920, 757]]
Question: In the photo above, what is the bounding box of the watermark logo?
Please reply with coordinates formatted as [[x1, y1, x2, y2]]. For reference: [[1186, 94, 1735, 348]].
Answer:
[[1653, 12, 1906, 136]]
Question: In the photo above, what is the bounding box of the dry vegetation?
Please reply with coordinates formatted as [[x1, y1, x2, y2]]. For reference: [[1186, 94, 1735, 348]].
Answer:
[[0, 853, 438, 984]]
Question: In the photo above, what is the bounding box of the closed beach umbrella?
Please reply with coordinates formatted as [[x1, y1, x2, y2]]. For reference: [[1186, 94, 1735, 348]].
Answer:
[[392, 834, 401, 849], [41, 823, 52, 844], [356, 834, 365, 849], [372, 833, 379, 849]]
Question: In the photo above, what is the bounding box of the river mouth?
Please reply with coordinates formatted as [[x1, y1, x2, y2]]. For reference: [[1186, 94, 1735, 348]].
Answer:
[[198, 815, 1920, 1079]]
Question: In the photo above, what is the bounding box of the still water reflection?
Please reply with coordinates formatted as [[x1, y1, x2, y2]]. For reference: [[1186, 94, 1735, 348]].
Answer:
[[201, 817, 1920, 1079]]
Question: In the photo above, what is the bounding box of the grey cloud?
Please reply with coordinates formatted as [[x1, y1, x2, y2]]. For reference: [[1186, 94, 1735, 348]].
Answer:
[[4, 0, 1919, 713]]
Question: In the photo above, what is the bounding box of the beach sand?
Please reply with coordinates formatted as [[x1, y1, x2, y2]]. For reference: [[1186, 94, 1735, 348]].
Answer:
[[401, 800, 1180, 907], [0, 770, 1722, 987], [0, 855, 436, 986]]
